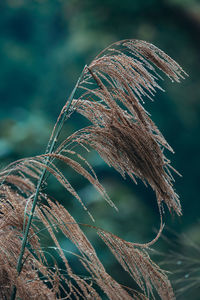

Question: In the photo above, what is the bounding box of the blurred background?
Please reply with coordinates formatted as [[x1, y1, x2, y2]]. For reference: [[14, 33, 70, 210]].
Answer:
[[0, 0, 200, 298]]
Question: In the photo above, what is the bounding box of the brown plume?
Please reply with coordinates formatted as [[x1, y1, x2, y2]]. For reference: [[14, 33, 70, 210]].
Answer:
[[73, 39, 187, 215], [0, 39, 186, 299]]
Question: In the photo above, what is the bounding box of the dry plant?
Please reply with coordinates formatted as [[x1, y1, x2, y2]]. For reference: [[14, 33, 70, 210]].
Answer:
[[0, 39, 187, 299]]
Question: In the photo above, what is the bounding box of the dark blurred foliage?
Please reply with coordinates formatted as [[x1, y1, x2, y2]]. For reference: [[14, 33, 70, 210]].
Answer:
[[0, 0, 200, 298]]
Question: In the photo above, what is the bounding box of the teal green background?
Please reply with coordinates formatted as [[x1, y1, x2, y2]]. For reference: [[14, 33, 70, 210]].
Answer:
[[0, 0, 200, 298]]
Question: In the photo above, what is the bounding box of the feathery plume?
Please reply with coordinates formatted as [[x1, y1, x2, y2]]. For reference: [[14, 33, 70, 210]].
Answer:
[[0, 39, 186, 299]]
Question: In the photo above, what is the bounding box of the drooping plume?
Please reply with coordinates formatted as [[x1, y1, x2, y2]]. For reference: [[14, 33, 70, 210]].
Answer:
[[0, 39, 186, 299], [71, 39, 187, 216]]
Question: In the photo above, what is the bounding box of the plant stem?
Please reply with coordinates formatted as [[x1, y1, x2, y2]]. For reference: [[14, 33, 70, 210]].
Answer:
[[10, 66, 87, 300]]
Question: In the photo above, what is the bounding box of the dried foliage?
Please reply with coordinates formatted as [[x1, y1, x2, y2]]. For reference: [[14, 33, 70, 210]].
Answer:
[[74, 40, 186, 216], [98, 229, 175, 300], [0, 40, 186, 299]]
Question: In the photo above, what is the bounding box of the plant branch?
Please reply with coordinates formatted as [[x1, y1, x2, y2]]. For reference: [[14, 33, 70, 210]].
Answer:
[[10, 65, 87, 300]]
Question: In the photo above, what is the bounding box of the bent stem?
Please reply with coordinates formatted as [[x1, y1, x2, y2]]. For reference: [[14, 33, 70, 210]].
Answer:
[[10, 66, 87, 300]]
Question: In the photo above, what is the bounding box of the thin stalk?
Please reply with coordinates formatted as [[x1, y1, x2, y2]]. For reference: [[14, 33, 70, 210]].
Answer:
[[10, 66, 87, 300]]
